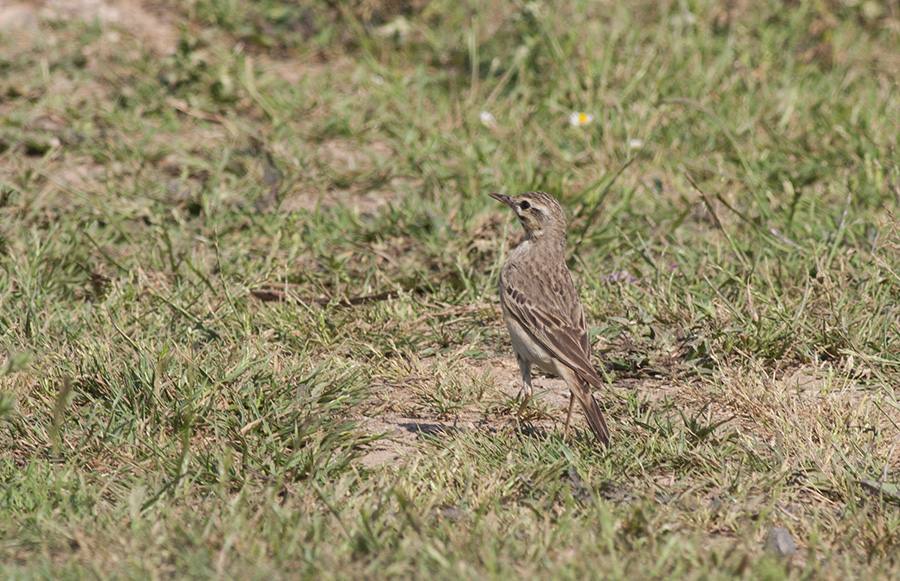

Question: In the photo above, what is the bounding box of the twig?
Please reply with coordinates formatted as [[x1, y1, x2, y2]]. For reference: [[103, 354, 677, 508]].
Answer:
[[251, 288, 402, 307]]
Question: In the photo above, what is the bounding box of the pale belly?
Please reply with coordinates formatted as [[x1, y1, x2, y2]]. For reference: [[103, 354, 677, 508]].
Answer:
[[505, 314, 562, 376]]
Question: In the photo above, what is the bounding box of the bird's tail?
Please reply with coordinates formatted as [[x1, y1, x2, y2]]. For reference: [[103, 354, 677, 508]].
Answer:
[[572, 383, 611, 448]]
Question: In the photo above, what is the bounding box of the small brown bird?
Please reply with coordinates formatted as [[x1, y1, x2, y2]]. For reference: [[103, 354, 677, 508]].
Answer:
[[490, 191, 611, 447]]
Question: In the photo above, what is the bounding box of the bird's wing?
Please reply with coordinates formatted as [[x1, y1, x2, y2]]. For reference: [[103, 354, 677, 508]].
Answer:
[[500, 261, 601, 386]]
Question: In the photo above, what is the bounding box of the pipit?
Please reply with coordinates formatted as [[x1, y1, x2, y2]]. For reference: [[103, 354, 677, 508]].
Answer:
[[490, 191, 611, 447]]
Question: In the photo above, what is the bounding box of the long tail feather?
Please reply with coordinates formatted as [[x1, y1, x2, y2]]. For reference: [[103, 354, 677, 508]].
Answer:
[[572, 383, 611, 447]]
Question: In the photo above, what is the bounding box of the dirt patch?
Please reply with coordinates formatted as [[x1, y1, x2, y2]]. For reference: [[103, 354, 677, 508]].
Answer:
[[354, 352, 886, 469], [28, 0, 179, 54], [279, 139, 414, 215], [280, 176, 416, 215], [355, 355, 629, 468]]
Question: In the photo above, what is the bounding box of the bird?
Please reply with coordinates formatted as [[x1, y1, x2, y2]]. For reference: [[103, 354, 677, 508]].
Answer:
[[489, 191, 611, 447]]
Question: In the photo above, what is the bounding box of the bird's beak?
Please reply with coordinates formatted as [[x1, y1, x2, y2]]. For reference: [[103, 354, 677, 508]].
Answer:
[[489, 193, 514, 208]]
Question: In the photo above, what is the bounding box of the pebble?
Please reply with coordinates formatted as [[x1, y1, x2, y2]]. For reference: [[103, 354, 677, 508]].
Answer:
[[764, 526, 796, 557]]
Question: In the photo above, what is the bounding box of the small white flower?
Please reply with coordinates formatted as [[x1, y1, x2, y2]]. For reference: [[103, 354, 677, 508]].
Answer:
[[479, 111, 497, 128], [569, 112, 594, 126], [374, 16, 411, 41], [628, 139, 644, 150]]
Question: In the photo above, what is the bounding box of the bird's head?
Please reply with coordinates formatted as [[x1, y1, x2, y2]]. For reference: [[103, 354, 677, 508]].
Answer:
[[489, 191, 566, 241]]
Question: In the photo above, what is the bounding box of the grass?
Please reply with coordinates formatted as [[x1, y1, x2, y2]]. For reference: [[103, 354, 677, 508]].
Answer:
[[2, 0, 900, 577]]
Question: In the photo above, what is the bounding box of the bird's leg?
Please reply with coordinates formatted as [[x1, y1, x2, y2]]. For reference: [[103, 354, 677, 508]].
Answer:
[[517, 385, 533, 416], [563, 392, 575, 436], [515, 356, 533, 416]]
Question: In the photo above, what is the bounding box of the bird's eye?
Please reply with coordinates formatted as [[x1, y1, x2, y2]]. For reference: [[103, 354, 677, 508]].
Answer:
[[519, 201, 531, 210]]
